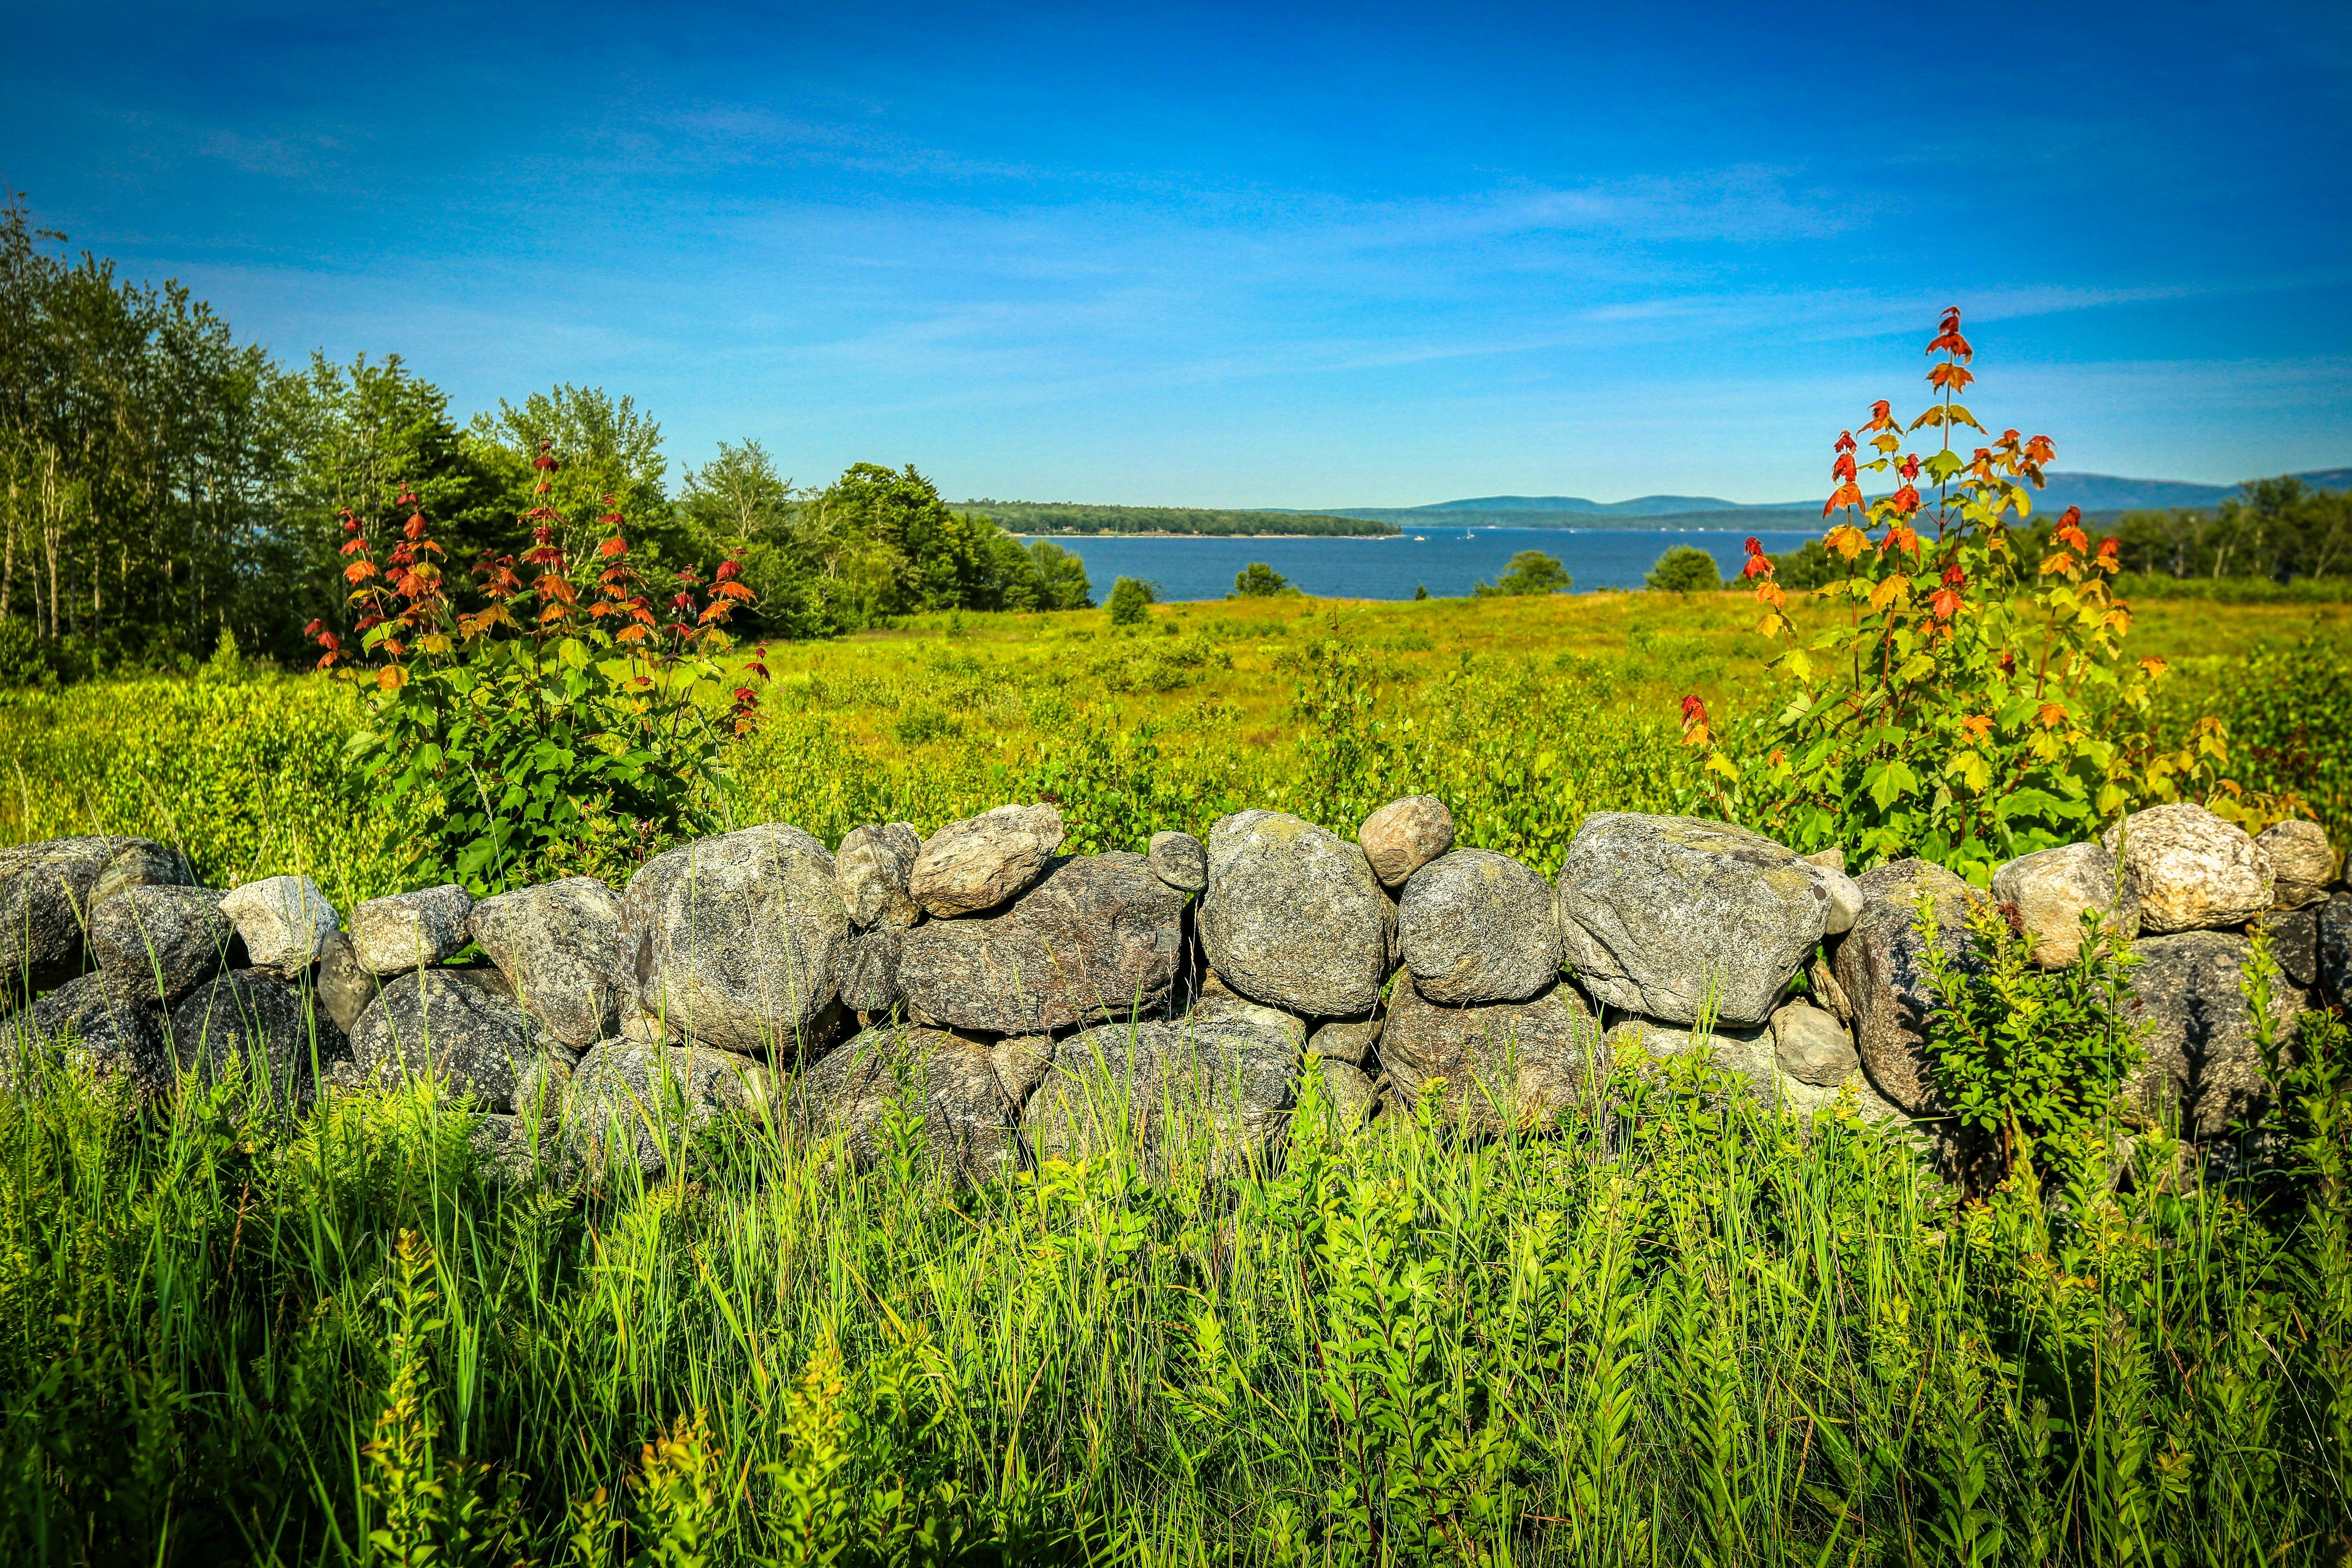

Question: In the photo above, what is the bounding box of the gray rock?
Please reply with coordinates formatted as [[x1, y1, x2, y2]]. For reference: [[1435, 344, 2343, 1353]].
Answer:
[[1991, 841, 2139, 969], [1608, 1013, 1902, 1125], [2103, 803, 2273, 934], [350, 883, 474, 976], [1399, 848, 1561, 1005], [350, 967, 546, 1112], [2262, 905, 2322, 991], [1375, 981, 1599, 1134], [1358, 795, 1455, 889], [1315, 1057, 1381, 1131], [1833, 858, 1990, 1115], [467, 1114, 549, 1184], [898, 853, 1186, 1034], [171, 968, 347, 1112], [0, 836, 117, 997], [1023, 1007, 1303, 1176], [1308, 1015, 1383, 1067], [90, 838, 196, 908], [1146, 831, 1208, 894], [837, 924, 904, 1016], [789, 1024, 1018, 1183], [314, 930, 383, 1036], [1803, 863, 1865, 936], [1198, 810, 1390, 1018], [1554, 813, 1829, 1027], [20, 971, 174, 1100], [2257, 819, 2337, 909], [565, 1038, 773, 1182], [466, 877, 625, 1049], [836, 822, 922, 928], [909, 803, 1064, 918], [1803, 848, 1847, 873], [620, 824, 849, 1059], [218, 875, 341, 978], [89, 885, 238, 1009], [1771, 1000, 1858, 1087], [513, 1050, 577, 1132], [993, 1034, 1056, 1105], [2128, 931, 2312, 1138], [2322, 894, 2351, 1004]]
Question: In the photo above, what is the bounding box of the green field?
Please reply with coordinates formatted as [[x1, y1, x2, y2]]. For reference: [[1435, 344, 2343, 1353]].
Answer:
[[2, 589, 2349, 1564]]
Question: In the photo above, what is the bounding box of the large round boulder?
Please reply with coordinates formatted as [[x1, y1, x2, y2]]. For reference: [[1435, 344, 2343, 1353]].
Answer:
[[351, 884, 474, 976], [2127, 931, 2311, 1138], [897, 853, 1186, 1034], [1358, 795, 1454, 889], [1553, 813, 1829, 1027], [1831, 858, 1989, 1115], [1991, 840, 2138, 969], [564, 1038, 774, 1182], [0, 836, 132, 997], [218, 875, 341, 979], [1198, 810, 1390, 1018], [2101, 803, 2273, 934], [836, 822, 922, 929], [2257, 820, 2338, 909], [620, 824, 849, 1059], [350, 967, 547, 1112], [171, 969, 349, 1113], [1023, 1000, 1304, 1177], [17, 971, 174, 1101], [788, 1023, 1019, 1184], [909, 804, 1064, 918], [1398, 847, 1560, 1005], [90, 885, 239, 1009], [1374, 981, 1598, 1134], [465, 876, 625, 1049]]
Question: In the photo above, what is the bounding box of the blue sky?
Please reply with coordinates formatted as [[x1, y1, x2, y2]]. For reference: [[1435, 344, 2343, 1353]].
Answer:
[[4, 0, 2347, 506]]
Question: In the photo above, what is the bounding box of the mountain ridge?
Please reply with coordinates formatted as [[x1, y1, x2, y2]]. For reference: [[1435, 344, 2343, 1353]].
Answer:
[[1270, 468, 2351, 528]]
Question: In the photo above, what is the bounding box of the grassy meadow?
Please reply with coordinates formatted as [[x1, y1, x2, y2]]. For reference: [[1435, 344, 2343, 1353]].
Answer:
[[9, 586, 2349, 909], [2, 587, 2349, 1564]]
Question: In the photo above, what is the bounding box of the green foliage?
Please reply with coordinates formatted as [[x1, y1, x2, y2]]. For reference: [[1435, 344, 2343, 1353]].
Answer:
[[1232, 561, 1294, 597], [953, 498, 1395, 536], [1105, 575, 1156, 626], [1475, 549, 1574, 597], [1643, 545, 1721, 593], [336, 484, 755, 893], [803, 463, 1090, 624], [0, 1014, 2343, 1561], [1915, 894, 2145, 1192], [2172, 630, 2352, 849], [1698, 311, 2181, 883], [2112, 476, 2352, 580], [0, 617, 51, 688]]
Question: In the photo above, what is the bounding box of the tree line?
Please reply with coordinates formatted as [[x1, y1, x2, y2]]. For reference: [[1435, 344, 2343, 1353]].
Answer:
[[0, 195, 1090, 681]]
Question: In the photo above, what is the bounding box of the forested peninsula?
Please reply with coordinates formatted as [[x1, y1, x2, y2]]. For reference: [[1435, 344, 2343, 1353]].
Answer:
[[956, 500, 1396, 537]]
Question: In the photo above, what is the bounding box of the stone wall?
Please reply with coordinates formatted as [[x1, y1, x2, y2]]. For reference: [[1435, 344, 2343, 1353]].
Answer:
[[4, 797, 2343, 1178]]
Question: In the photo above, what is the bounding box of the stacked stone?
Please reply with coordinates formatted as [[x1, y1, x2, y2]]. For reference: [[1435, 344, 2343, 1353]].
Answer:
[[2, 789, 2341, 1185]]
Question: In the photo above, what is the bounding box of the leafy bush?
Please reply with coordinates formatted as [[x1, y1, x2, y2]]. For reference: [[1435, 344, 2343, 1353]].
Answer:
[[1474, 549, 1572, 596], [1231, 561, 1293, 597], [1643, 545, 1721, 593], [1916, 895, 2145, 1193], [1694, 310, 2194, 882], [1106, 575, 1156, 626], [323, 457, 761, 892]]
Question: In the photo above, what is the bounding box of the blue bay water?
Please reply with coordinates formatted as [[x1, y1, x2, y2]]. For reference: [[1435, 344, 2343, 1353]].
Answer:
[[1020, 527, 1820, 603]]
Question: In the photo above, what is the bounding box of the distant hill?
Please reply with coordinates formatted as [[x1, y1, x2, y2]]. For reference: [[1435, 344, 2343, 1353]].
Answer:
[[1276, 468, 2351, 530], [957, 500, 1396, 537]]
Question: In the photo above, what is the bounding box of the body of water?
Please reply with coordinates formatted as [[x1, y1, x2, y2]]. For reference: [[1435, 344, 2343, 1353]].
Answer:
[[1021, 527, 1818, 602]]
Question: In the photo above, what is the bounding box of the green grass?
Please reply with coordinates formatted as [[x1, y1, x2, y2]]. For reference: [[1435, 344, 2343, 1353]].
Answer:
[[2, 1029, 2343, 1565]]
